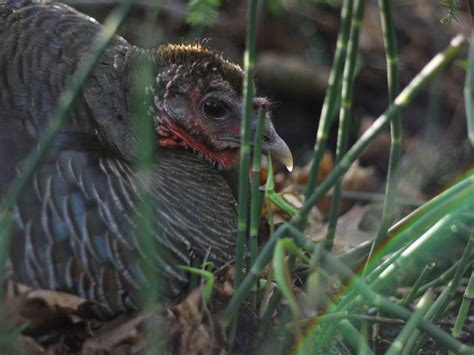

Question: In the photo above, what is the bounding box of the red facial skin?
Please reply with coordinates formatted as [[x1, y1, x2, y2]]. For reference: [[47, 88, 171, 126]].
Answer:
[[156, 87, 241, 169], [158, 138, 180, 148], [157, 117, 239, 168]]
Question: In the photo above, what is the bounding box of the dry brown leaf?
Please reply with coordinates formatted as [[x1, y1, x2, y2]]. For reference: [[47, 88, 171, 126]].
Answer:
[[306, 203, 381, 255], [3, 282, 90, 337], [291, 150, 334, 187], [81, 314, 148, 354], [168, 288, 226, 355], [267, 155, 376, 221], [315, 161, 377, 218]]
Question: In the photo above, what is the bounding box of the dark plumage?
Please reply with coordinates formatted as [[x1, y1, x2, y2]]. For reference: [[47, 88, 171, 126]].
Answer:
[[0, 2, 291, 318]]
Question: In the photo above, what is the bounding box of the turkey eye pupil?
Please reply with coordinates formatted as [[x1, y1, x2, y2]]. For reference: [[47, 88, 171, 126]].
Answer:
[[203, 100, 226, 119]]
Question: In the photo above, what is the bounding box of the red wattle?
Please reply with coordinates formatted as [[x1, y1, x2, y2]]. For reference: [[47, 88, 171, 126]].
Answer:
[[160, 119, 239, 168], [158, 138, 180, 148]]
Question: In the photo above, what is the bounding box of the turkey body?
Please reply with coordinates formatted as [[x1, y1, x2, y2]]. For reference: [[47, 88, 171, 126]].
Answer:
[[0, 3, 237, 318]]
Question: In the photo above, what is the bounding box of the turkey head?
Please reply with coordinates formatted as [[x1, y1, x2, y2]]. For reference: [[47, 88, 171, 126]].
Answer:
[[151, 44, 293, 170]]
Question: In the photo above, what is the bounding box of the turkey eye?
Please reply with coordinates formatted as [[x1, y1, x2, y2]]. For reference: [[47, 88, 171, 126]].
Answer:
[[202, 99, 228, 120]]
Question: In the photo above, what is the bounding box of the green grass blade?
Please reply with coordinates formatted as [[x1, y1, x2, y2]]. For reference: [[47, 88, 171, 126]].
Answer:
[[178, 265, 215, 305], [465, 25, 474, 147]]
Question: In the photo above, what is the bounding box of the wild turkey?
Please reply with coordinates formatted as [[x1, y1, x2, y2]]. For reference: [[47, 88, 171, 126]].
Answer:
[[0, 2, 292, 318]]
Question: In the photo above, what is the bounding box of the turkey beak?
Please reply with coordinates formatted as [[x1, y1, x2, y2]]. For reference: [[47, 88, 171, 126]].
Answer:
[[260, 117, 293, 172]]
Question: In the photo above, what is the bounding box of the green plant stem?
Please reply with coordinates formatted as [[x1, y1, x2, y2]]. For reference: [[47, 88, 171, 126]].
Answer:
[[305, 0, 353, 198], [316, 173, 474, 350], [464, 25, 474, 147], [312, 133, 474, 353], [229, 0, 258, 342], [187, 257, 202, 292], [273, 238, 312, 318], [401, 262, 435, 306], [255, 289, 282, 345], [234, 0, 258, 292], [318, 221, 474, 351], [416, 258, 472, 297], [221, 224, 289, 327], [220, 33, 465, 330], [370, 208, 474, 298], [178, 265, 214, 305], [249, 108, 266, 310], [338, 319, 374, 355], [336, 239, 372, 269], [265, 156, 297, 216], [274, 239, 300, 318], [315, 245, 409, 350], [304, 56, 472, 330], [259, 259, 275, 317], [325, 0, 365, 252], [402, 284, 452, 353], [388, 169, 474, 237], [133, 52, 164, 331], [404, 232, 474, 353], [386, 290, 434, 355], [293, 34, 465, 228], [371, 174, 474, 277], [287, 226, 474, 354], [367, 0, 402, 268], [337, 190, 422, 207], [275, 307, 292, 355], [450, 271, 474, 355], [287, 312, 405, 331]]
